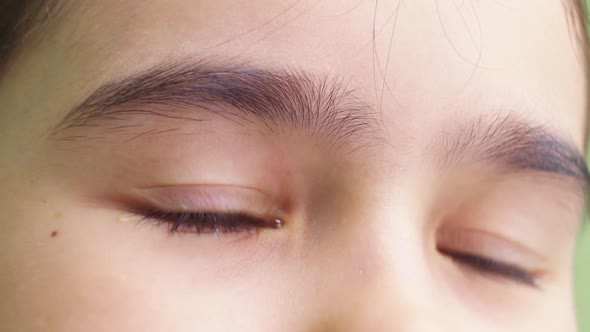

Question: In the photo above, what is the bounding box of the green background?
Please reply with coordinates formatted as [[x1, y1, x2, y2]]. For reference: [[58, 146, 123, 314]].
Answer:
[[572, 3, 588, 330], [577, 225, 589, 331]]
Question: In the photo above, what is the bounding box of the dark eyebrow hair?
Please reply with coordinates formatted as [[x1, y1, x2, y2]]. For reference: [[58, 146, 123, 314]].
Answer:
[[51, 58, 380, 151], [51, 58, 588, 189], [439, 114, 590, 186]]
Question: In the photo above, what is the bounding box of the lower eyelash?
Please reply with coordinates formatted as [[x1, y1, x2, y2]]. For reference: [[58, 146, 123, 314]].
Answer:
[[137, 209, 277, 234], [437, 247, 538, 288]]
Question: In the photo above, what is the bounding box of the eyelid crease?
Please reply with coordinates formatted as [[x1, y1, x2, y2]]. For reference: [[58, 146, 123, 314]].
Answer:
[[134, 183, 273, 198], [127, 184, 289, 220], [436, 227, 545, 272]]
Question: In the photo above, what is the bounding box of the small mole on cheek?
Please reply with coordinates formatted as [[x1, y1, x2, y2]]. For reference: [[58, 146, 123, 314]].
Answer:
[[50, 230, 59, 238]]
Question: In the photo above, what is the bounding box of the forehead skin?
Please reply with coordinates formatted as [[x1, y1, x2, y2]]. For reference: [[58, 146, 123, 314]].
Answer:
[[0, 0, 586, 148], [0, 0, 587, 331]]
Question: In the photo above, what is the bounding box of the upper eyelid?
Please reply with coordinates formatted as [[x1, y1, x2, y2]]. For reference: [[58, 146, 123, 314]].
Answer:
[[131, 185, 268, 207], [436, 227, 544, 271], [125, 184, 289, 219]]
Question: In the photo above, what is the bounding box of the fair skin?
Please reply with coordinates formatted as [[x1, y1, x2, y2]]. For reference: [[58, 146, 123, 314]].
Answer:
[[0, 0, 587, 331]]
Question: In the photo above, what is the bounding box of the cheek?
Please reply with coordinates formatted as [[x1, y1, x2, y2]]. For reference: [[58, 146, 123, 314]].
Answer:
[[0, 190, 300, 332], [0, 199, 165, 331], [0, 180, 580, 332]]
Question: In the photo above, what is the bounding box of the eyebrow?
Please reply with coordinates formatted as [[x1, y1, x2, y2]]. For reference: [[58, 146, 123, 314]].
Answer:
[[51, 58, 589, 188], [438, 114, 590, 186], [51, 58, 380, 151]]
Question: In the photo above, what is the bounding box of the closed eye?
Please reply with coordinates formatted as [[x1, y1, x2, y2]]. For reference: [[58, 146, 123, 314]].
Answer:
[[437, 247, 538, 288], [136, 209, 283, 234]]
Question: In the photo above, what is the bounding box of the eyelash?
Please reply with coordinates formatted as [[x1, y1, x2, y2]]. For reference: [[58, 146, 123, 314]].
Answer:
[[137, 209, 536, 287], [438, 247, 537, 287], [137, 209, 280, 234]]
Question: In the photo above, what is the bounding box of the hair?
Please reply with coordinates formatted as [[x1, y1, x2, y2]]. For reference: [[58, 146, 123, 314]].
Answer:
[[571, 0, 590, 66], [571, 0, 590, 149], [0, 0, 60, 67], [1, 0, 589, 140], [0, 0, 27, 62], [1, 1, 587, 64]]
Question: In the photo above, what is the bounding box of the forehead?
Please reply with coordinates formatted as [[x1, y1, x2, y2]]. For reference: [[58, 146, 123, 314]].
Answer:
[[18, 0, 589, 147]]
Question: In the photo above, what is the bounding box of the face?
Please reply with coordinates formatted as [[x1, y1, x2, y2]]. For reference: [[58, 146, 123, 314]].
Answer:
[[0, 0, 587, 331]]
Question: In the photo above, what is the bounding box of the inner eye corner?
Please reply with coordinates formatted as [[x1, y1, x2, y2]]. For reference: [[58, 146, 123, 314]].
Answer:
[[430, 217, 454, 249], [273, 217, 285, 229]]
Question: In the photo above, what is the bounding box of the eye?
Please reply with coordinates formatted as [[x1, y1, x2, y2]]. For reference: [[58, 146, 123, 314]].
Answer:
[[136, 209, 284, 235], [437, 246, 538, 287]]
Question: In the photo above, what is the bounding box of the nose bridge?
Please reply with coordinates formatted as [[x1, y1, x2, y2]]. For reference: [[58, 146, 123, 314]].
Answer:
[[353, 245, 444, 330], [340, 271, 446, 330], [311, 200, 448, 331], [314, 250, 448, 332]]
